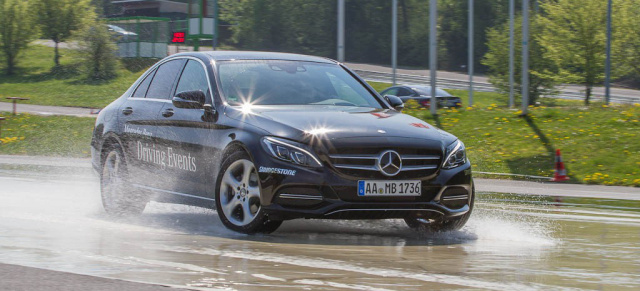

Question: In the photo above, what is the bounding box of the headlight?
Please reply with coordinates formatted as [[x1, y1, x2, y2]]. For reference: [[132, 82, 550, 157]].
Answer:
[[442, 140, 467, 169], [262, 137, 322, 167]]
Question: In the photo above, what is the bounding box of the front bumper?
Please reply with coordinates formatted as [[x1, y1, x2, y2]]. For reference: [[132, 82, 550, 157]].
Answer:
[[254, 153, 473, 221]]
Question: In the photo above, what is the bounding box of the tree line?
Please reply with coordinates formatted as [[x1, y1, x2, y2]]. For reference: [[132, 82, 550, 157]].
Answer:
[[0, 0, 118, 79], [2, 0, 638, 104], [220, 0, 640, 104], [220, 0, 507, 72]]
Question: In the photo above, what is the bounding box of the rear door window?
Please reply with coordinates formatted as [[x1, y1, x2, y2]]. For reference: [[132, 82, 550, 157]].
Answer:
[[132, 70, 156, 98], [397, 88, 413, 97], [146, 59, 186, 100]]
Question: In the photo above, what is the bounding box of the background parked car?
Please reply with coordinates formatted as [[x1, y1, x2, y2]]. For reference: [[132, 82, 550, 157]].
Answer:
[[106, 24, 137, 41], [380, 85, 462, 108]]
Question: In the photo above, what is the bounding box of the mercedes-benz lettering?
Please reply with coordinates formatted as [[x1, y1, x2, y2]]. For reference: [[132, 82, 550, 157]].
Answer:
[[91, 51, 474, 234]]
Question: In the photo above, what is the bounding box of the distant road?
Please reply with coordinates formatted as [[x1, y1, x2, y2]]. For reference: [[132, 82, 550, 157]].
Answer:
[[0, 102, 96, 117], [346, 62, 640, 104]]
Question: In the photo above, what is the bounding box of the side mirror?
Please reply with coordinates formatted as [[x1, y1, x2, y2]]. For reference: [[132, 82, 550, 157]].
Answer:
[[384, 95, 404, 111], [173, 90, 206, 109]]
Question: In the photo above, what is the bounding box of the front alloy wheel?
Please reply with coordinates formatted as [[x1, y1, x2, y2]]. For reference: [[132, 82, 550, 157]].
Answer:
[[215, 151, 281, 234]]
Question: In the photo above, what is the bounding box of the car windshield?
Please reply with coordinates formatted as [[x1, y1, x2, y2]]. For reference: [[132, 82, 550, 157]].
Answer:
[[217, 60, 382, 108], [413, 87, 451, 97]]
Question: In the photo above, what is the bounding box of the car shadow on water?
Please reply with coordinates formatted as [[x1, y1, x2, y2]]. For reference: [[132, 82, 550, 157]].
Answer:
[[95, 203, 478, 247]]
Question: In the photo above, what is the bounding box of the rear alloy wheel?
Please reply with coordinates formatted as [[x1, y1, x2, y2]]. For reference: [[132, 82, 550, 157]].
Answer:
[[405, 187, 474, 232], [215, 151, 282, 234], [100, 144, 147, 216]]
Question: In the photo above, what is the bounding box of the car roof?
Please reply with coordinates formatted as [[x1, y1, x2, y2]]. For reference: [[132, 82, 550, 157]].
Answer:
[[382, 85, 409, 90], [170, 51, 337, 64], [384, 85, 433, 90], [406, 85, 432, 90]]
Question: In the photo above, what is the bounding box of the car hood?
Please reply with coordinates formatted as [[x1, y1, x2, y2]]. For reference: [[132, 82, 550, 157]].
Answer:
[[225, 105, 455, 144]]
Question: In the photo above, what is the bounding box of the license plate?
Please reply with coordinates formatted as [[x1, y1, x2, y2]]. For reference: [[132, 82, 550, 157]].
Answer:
[[357, 180, 422, 196]]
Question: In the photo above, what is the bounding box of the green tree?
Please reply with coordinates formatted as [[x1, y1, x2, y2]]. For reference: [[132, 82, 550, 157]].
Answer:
[[439, 0, 508, 72], [537, 0, 612, 105], [0, 0, 38, 75], [614, 0, 640, 81], [77, 21, 118, 80], [221, 0, 335, 57], [34, 0, 95, 67], [483, 15, 558, 105]]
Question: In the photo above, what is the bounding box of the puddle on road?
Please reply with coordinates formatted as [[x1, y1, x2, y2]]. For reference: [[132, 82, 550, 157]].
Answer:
[[0, 168, 639, 290]]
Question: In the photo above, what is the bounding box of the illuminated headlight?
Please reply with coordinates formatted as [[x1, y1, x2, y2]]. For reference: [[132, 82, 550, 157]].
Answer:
[[262, 137, 322, 167], [442, 140, 467, 169]]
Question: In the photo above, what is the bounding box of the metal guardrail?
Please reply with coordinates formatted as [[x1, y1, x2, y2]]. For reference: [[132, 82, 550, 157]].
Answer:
[[355, 69, 639, 104]]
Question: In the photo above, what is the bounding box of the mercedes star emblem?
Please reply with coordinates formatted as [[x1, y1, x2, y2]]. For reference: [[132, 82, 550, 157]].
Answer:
[[377, 150, 402, 176]]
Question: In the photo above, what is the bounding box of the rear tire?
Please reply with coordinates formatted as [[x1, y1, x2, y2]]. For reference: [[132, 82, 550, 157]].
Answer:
[[100, 143, 147, 216], [405, 185, 474, 232], [215, 150, 282, 234]]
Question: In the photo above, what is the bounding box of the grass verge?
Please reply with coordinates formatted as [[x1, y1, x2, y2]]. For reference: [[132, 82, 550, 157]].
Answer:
[[404, 101, 639, 187], [0, 45, 150, 108], [0, 113, 94, 158]]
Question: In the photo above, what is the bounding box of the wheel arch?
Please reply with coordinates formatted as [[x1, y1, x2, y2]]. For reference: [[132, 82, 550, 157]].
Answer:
[[219, 128, 266, 166], [99, 133, 125, 167]]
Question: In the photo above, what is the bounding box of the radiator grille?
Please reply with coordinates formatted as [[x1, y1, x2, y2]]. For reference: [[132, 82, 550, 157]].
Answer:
[[328, 148, 441, 179]]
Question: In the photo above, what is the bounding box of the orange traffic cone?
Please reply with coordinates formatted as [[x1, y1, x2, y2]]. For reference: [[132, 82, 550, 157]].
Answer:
[[552, 149, 569, 182]]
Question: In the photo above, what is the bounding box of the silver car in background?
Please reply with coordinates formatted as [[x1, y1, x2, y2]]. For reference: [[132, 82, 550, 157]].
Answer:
[[380, 85, 462, 108]]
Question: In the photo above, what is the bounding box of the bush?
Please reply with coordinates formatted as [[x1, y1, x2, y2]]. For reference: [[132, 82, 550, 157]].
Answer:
[[0, 0, 38, 75], [77, 22, 119, 80]]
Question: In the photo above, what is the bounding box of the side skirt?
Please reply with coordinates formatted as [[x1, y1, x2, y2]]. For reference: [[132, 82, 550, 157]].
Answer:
[[132, 184, 216, 209]]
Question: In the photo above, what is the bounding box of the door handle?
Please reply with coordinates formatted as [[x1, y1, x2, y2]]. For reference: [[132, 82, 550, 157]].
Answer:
[[122, 107, 133, 115], [162, 108, 174, 118]]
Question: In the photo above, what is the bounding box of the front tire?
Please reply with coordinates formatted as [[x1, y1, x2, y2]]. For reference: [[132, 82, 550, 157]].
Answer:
[[100, 144, 147, 216], [215, 151, 282, 234]]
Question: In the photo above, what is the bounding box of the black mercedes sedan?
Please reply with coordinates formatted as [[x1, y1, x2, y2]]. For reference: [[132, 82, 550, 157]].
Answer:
[[380, 85, 462, 108], [91, 51, 473, 234]]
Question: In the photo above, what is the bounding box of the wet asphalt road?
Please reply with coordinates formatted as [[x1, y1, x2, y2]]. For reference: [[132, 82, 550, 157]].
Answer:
[[0, 263, 181, 291], [0, 165, 639, 290]]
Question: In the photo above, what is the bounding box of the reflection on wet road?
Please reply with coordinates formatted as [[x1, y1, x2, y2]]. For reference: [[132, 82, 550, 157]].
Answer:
[[0, 167, 639, 290]]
